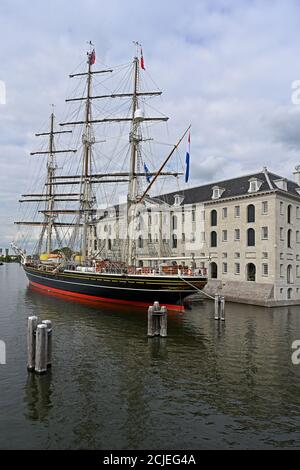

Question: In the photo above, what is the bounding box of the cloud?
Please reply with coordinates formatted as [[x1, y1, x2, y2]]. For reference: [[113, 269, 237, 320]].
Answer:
[[1, 0, 300, 247]]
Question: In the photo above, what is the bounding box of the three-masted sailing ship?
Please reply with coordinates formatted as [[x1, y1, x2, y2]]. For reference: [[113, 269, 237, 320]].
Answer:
[[13, 45, 207, 311]]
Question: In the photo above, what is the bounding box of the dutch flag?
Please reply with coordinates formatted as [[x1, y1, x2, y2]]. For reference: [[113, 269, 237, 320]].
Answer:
[[185, 132, 190, 183]]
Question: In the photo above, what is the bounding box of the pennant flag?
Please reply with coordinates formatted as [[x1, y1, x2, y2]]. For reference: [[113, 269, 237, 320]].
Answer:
[[144, 163, 151, 183], [185, 132, 190, 183], [89, 49, 96, 65], [140, 48, 145, 70]]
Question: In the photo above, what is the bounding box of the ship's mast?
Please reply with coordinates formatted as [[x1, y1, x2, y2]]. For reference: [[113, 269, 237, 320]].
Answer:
[[127, 56, 139, 266], [81, 54, 93, 261], [46, 111, 55, 253]]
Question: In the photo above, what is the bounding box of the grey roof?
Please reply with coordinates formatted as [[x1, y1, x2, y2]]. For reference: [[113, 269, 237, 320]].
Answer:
[[157, 170, 300, 205]]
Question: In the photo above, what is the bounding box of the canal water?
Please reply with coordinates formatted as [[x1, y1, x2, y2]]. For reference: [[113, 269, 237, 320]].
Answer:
[[0, 263, 300, 449]]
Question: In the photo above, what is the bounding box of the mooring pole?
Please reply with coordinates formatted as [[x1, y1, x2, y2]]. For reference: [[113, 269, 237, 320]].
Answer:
[[160, 306, 168, 337], [147, 306, 155, 337], [27, 316, 38, 370], [42, 320, 52, 367], [214, 294, 220, 320], [35, 324, 48, 374], [153, 301, 161, 336], [220, 296, 225, 321]]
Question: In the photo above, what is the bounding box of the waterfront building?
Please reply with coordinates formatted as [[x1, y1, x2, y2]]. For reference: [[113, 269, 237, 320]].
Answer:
[[91, 167, 300, 306]]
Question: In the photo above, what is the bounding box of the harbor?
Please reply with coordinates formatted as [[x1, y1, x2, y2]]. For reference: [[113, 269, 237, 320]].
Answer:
[[1, 262, 300, 449]]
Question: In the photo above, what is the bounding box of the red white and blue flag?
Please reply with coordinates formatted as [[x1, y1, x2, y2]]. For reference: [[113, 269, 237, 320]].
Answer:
[[185, 132, 190, 183], [140, 48, 145, 70], [89, 49, 96, 65]]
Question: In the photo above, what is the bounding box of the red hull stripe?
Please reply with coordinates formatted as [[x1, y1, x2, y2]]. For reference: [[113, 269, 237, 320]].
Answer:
[[29, 280, 185, 312]]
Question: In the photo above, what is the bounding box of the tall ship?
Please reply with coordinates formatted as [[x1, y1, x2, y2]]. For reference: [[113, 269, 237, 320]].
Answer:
[[13, 44, 207, 311]]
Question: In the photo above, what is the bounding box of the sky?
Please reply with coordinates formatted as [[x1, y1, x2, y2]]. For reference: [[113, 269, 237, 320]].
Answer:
[[1, 0, 300, 248]]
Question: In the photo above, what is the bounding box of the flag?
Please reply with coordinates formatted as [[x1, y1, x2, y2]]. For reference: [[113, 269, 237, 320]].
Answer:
[[89, 49, 96, 65], [140, 48, 145, 70], [144, 163, 151, 183], [185, 132, 190, 183]]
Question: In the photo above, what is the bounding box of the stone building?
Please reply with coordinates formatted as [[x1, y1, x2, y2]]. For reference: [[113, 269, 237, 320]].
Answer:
[[91, 167, 300, 306]]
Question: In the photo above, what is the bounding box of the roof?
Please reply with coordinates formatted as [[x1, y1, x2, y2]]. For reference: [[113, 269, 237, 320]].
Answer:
[[157, 169, 300, 206]]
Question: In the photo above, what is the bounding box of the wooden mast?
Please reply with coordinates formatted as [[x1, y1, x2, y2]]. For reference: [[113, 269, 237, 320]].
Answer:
[[81, 51, 93, 261], [127, 55, 139, 266]]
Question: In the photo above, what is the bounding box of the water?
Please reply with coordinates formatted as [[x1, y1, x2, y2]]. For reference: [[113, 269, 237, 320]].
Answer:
[[1, 263, 300, 449]]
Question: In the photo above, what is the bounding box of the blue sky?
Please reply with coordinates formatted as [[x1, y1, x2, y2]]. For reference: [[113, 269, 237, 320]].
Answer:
[[1, 0, 300, 247]]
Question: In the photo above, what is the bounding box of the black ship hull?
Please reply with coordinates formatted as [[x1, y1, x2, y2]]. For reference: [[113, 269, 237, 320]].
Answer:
[[23, 265, 207, 311]]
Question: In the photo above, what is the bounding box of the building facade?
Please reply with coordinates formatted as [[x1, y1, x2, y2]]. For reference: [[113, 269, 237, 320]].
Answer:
[[91, 167, 300, 306]]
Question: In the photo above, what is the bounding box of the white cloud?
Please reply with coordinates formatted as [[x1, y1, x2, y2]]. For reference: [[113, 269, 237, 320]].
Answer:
[[1, 0, 300, 246]]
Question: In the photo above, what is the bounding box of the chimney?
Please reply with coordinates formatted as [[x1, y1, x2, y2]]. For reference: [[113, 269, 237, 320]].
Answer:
[[293, 165, 300, 186]]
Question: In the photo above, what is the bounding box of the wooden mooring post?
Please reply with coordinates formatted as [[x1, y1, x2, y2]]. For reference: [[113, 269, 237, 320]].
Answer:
[[27, 316, 52, 373], [27, 316, 38, 370], [214, 294, 225, 321], [147, 302, 168, 337]]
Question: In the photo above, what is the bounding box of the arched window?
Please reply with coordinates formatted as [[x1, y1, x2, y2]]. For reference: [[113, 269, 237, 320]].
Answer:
[[247, 204, 255, 223], [247, 263, 256, 281], [287, 288, 292, 299], [287, 229, 292, 248], [138, 236, 143, 249], [172, 234, 177, 249], [287, 264, 293, 284], [210, 231, 217, 247], [247, 228, 255, 246], [210, 210, 217, 226], [287, 205, 292, 224], [172, 215, 177, 230], [210, 262, 218, 279]]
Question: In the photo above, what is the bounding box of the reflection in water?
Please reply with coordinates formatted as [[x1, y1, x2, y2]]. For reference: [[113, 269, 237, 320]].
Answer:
[[1, 264, 300, 449], [24, 372, 52, 422]]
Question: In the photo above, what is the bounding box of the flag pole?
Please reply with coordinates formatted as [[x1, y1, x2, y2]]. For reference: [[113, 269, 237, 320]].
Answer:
[[138, 124, 191, 204]]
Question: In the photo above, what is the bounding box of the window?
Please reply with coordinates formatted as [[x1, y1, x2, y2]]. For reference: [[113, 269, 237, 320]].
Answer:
[[297, 254, 300, 261], [190, 233, 196, 243], [280, 228, 284, 240], [182, 233, 185, 242], [287, 204, 292, 224], [108, 239, 112, 250], [287, 288, 292, 299], [287, 264, 293, 284], [172, 234, 177, 249], [262, 263, 268, 276], [154, 234, 159, 243], [211, 231, 217, 247], [297, 231, 300, 243], [148, 214, 152, 226], [210, 210, 217, 226], [222, 252, 227, 258], [182, 208, 185, 223], [247, 204, 255, 223], [261, 226, 268, 239], [222, 230, 228, 242], [247, 228, 255, 246], [280, 201, 284, 215], [248, 179, 261, 192], [235, 229, 240, 241], [212, 186, 224, 199], [148, 233, 152, 243], [201, 232, 205, 242], [297, 266, 300, 277], [287, 229, 292, 248], [262, 252, 268, 259], [235, 206, 240, 217], [210, 262, 218, 278], [192, 205, 196, 222], [235, 252, 240, 258], [280, 252, 284, 260], [262, 201, 268, 214], [94, 240, 97, 250], [172, 215, 177, 230], [201, 210, 205, 220], [280, 264, 284, 277], [297, 207, 300, 219], [235, 263, 240, 275], [222, 262, 228, 274], [222, 207, 228, 219], [247, 263, 256, 281]]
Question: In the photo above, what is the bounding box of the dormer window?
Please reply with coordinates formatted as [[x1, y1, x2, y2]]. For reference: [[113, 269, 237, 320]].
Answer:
[[248, 178, 262, 193], [212, 186, 225, 199], [174, 194, 184, 206], [274, 178, 288, 191]]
